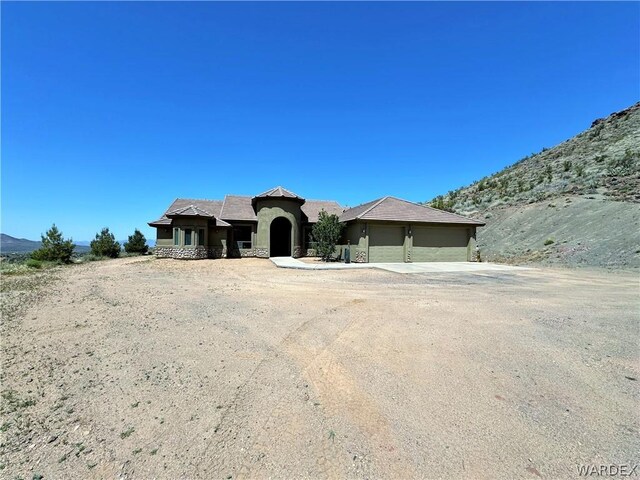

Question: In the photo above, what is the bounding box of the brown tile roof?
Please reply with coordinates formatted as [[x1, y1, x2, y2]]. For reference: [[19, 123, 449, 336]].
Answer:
[[148, 198, 231, 227], [150, 192, 481, 229], [340, 196, 485, 226], [167, 204, 216, 217], [252, 186, 304, 202], [339, 198, 383, 222], [301, 200, 344, 223], [219, 195, 258, 222]]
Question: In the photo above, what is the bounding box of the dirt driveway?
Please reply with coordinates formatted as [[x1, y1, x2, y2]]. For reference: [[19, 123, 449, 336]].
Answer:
[[1, 257, 638, 479]]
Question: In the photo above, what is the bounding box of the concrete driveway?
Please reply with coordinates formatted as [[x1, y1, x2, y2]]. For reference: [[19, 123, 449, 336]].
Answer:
[[270, 256, 530, 273]]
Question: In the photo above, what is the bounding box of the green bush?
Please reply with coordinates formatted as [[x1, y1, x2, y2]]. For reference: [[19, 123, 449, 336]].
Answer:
[[563, 160, 572, 172], [90, 228, 120, 258], [607, 149, 637, 176], [31, 224, 75, 264], [574, 164, 585, 177], [124, 229, 148, 254], [544, 238, 555, 246], [311, 210, 344, 262], [79, 253, 105, 262], [26, 259, 43, 269], [430, 195, 456, 212]]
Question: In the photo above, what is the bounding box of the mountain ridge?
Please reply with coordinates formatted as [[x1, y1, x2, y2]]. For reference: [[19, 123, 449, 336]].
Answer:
[[427, 102, 640, 268]]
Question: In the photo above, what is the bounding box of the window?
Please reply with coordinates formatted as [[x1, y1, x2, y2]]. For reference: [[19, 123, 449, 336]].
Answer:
[[184, 228, 192, 246], [173, 228, 180, 246], [233, 225, 252, 249], [198, 228, 205, 246]]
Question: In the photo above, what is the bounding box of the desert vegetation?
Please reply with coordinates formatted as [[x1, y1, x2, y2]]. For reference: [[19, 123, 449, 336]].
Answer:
[[425, 103, 640, 268], [1, 226, 150, 276], [427, 104, 639, 216]]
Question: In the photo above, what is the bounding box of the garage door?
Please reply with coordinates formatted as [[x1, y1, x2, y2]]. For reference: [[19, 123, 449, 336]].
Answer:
[[412, 227, 469, 262], [369, 225, 405, 262]]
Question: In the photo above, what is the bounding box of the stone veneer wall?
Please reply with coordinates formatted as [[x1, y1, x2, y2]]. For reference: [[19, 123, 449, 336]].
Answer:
[[255, 248, 268, 258], [354, 250, 367, 263], [228, 248, 256, 258], [292, 246, 302, 258], [155, 246, 226, 259]]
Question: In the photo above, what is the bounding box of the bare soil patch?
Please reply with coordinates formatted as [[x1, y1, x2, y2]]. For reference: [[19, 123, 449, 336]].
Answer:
[[1, 257, 638, 479]]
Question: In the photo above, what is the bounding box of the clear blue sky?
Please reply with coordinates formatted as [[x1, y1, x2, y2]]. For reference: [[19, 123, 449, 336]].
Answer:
[[2, 2, 638, 242]]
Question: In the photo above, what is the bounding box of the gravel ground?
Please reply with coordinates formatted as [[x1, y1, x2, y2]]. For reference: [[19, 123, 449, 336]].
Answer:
[[1, 257, 638, 479]]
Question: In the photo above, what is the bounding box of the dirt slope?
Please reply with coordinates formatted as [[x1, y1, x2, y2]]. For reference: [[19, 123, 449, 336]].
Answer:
[[477, 195, 640, 268], [428, 103, 640, 268]]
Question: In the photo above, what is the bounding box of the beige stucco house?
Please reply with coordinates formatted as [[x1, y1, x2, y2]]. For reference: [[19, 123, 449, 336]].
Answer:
[[149, 186, 484, 262]]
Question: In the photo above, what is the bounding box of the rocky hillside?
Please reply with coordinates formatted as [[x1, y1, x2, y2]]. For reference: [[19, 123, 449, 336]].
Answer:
[[428, 103, 640, 268]]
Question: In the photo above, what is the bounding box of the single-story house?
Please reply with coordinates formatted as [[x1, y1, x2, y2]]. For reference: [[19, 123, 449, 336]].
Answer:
[[148, 186, 484, 262]]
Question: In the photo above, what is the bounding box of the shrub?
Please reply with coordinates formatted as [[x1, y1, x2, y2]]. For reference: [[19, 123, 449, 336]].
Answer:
[[430, 195, 456, 212], [607, 149, 637, 176], [79, 253, 105, 262], [544, 165, 553, 181], [26, 259, 43, 269], [544, 238, 555, 246], [311, 210, 344, 262], [574, 164, 585, 177], [31, 224, 75, 264], [90, 228, 120, 258], [124, 229, 148, 254], [563, 160, 572, 172]]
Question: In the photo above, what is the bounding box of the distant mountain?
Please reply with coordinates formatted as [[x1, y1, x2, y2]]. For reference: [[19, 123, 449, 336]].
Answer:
[[0, 234, 91, 254], [0, 234, 42, 253], [427, 102, 640, 268]]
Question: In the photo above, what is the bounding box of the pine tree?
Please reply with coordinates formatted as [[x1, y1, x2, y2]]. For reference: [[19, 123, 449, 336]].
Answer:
[[90, 227, 121, 258], [31, 224, 75, 264], [124, 229, 148, 254]]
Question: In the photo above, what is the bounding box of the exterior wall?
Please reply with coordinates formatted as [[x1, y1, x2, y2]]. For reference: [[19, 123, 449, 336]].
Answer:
[[254, 198, 303, 258], [468, 227, 478, 262], [336, 221, 477, 263], [338, 222, 368, 262], [156, 227, 173, 247], [208, 226, 228, 258], [227, 223, 257, 258], [155, 218, 229, 259], [153, 213, 480, 263]]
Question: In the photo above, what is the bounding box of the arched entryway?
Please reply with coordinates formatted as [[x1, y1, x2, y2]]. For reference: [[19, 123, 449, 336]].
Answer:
[[270, 217, 292, 257]]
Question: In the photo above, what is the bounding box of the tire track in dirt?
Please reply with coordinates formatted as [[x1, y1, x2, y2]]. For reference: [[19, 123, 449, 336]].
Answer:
[[196, 295, 415, 478], [195, 298, 369, 478], [281, 298, 417, 479]]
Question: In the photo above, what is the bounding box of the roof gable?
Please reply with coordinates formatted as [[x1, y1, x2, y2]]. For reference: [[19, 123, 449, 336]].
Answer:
[[252, 186, 304, 202], [166, 204, 215, 217], [148, 198, 225, 227]]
